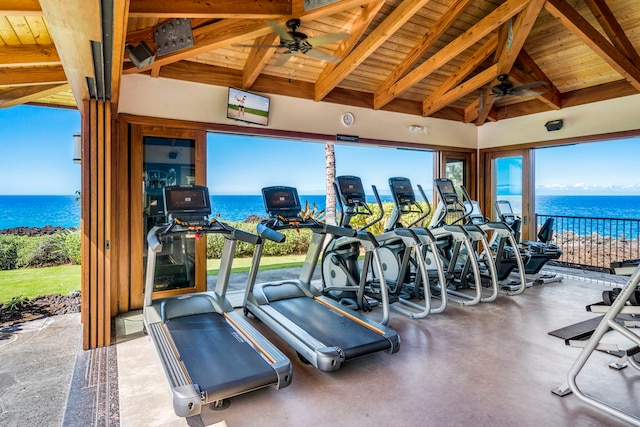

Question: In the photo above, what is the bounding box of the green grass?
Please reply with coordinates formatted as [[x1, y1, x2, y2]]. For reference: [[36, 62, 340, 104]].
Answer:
[[207, 255, 306, 276], [0, 255, 308, 303], [0, 264, 81, 304]]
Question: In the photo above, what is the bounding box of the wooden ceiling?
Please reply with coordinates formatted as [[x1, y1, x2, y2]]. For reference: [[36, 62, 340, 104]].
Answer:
[[2, 0, 640, 125]]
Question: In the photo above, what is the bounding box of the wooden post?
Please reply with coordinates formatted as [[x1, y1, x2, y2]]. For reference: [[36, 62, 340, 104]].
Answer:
[[80, 99, 112, 350]]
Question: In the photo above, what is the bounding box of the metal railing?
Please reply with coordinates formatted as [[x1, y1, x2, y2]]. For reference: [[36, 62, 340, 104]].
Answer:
[[536, 214, 640, 272]]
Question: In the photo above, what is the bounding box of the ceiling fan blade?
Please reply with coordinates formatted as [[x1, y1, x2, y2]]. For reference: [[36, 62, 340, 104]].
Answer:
[[306, 32, 349, 47], [267, 20, 294, 41], [511, 89, 546, 97], [233, 43, 283, 48], [274, 52, 293, 67], [303, 48, 341, 63], [513, 81, 547, 92]]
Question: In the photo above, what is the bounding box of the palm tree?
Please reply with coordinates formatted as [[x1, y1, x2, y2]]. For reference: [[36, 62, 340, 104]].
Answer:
[[324, 143, 336, 225]]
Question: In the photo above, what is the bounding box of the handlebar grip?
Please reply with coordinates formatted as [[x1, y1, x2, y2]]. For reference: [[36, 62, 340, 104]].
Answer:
[[257, 223, 286, 243], [233, 229, 261, 245], [394, 227, 419, 241], [146, 225, 166, 252], [325, 224, 357, 237]]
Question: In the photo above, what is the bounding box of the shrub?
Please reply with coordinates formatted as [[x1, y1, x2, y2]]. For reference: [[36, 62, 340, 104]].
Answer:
[[62, 230, 82, 264], [25, 233, 69, 267], [0, 236, 19, 270], [206, 222, 313, 259], [346, 201, 433, 234]]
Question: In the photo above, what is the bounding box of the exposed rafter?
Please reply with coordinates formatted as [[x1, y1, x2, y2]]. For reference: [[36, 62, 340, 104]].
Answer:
[[0, 66, 67, 87], [422, 34, 498, 117], [0, 45, 60, 66], [314, 0, 432, 102], [545, 0, 640, 92], [584, 0, 640, 67], [127, 0, 292, 19], [0, 83, 70, 108], [377, 0, 474, 102], [374, 0, 529, 111]]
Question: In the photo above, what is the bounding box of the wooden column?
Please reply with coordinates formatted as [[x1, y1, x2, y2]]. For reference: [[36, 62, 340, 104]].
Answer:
[[81, 99, 112, 350]]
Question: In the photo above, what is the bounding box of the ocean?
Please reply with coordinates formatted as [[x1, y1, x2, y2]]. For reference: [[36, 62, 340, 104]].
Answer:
[[2, 194, 640, 232]]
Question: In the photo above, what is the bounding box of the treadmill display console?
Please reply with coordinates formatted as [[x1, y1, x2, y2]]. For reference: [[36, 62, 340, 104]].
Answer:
[[164, 185, 212, 216], [262, 186, 301, 218]]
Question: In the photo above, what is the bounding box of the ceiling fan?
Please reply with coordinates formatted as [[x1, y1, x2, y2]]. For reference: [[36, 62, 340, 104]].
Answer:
[[490, 74, 547, 98], [238, 19, 349, 66]]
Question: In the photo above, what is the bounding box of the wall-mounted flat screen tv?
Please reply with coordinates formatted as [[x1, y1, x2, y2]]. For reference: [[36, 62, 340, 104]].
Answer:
[[227, 88, 270, 126]]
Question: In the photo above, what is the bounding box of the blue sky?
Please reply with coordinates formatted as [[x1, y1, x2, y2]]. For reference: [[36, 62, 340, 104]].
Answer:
[[1, 105, 639, 196], [0, 106, 81, 195]]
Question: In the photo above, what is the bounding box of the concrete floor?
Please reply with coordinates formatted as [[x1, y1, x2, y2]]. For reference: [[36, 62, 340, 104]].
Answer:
[[114, 269, 639, 427]]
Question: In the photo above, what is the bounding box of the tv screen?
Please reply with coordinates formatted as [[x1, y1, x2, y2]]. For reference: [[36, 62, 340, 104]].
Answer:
[[227, 88, 270, 126]]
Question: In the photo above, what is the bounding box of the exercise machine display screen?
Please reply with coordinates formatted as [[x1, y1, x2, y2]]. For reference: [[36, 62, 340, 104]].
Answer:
[[496, 200, 513, 216], [435, 179, 458, 204], [164, 185, 212, 216], [337, 176, 366, 205], [389, 177, 415, 205], [262, 186, 301, 217]]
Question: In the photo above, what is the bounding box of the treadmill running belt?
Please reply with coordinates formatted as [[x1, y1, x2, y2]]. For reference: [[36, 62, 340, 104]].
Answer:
[[269, 297, 391, 359], [165, 312, 277, 399]]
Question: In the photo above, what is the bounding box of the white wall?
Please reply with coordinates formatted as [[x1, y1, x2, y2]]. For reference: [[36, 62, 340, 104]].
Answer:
[[478, 93, 640, 148], [119, 74, 477, 149]]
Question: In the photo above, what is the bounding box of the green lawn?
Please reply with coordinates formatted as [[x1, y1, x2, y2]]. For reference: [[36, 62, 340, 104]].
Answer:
[[0, 255, 307, 304], [206, 254, 306, 275], [0, 264, 81, 303]]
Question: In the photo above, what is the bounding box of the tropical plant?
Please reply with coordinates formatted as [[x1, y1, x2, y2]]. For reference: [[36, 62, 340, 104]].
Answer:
[[2, 295, 30, 311]]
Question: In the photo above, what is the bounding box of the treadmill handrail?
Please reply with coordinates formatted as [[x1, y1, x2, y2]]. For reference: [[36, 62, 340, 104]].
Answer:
[[257, 222, 286, 243]]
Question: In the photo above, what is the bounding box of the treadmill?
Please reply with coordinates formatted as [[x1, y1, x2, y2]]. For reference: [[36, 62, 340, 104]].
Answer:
[[143, 185, 292, 418], [243, 186, 401, 372]]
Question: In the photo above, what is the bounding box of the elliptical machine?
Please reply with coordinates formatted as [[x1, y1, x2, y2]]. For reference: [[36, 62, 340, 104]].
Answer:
[[378, 177, 449, 314], [495, 199, 563, 284], [429, 178, 500, 304], [457, 184, 529, 294], [320, 176, 391, 324], [322, 176, 443, 319]]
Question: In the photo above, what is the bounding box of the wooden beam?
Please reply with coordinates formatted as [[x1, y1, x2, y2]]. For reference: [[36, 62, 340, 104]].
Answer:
[[128, 0, 291, 18], [242, 33, 279, 89], [292, 0, 374, 21], [0, 66, 67, 87], [422, 34, 498, 116], [374, 0, 529, 110], [377, 0, 474, 97], [475, 88, 497, 125], [124, 19, 274, 74], [584, 0, 640, 67], [317, 0, 385, 82], [39, 0, 101, 106], [110, 0, 130, 109], [314, 0, 432, 102], [516, 49, 561, 110], [0, 83, 69, 107], [422, 64, 498, 119], [562, 78, 637, 108], [0, 45, 60, 66], [124, 0, 372, 74], [545, 0, 640, 92], [0, 0, 41, 15], [495, 0, 546, 75]]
